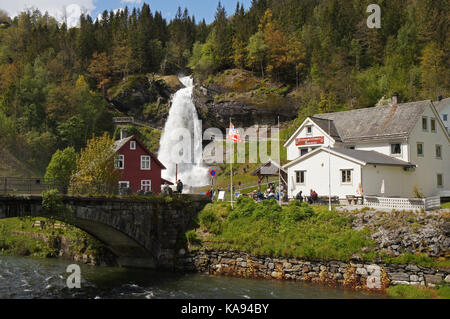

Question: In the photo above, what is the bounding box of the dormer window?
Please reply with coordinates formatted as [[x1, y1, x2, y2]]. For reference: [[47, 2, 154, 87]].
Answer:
[[130, 140, 136, 150], [390, 143, 401, 155], [306, 126, 312, 135]]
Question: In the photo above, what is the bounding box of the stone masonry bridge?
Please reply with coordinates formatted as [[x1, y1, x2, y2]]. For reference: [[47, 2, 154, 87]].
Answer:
[[0, 195, 210, 269]]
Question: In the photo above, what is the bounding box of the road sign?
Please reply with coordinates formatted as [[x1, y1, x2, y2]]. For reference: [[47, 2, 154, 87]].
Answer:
[[210, 170, 216, 177]]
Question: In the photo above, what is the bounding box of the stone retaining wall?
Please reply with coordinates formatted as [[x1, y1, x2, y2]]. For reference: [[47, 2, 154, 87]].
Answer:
[[178, 249, 450, 290]]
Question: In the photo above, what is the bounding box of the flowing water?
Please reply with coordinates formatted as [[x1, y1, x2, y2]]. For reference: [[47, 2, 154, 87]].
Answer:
[[158, 76, 209, 188], [0, 256, 387, 299]]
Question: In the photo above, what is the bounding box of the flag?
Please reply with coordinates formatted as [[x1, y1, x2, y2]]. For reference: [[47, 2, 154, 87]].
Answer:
[[380, 180, 385, 194], [228, 122, 242, 143]]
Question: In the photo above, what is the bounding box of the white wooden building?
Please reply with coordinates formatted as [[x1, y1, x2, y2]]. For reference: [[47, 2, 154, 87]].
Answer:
[[283, 99, 450, 200], [434, 97, 450, 134]]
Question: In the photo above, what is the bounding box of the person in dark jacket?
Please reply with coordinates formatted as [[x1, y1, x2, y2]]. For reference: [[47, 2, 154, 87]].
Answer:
[[296, 191, 303, 202], [176, 180, 183, 194]]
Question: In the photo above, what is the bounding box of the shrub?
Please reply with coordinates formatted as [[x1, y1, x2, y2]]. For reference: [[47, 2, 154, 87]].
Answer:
[[198, 205, 222, 234], [186, 230, 200, 245]]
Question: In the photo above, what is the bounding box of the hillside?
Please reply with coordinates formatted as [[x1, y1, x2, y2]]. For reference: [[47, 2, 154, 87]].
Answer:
[[0, 144, 40, 177], [0, 1, 448, 177]]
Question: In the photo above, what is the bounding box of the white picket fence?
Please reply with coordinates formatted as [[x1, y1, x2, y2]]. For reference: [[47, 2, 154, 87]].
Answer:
[[363, 196, 441, 211]]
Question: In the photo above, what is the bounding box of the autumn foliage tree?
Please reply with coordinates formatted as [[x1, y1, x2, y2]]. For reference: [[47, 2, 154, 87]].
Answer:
[[69, 133, 122, 195]]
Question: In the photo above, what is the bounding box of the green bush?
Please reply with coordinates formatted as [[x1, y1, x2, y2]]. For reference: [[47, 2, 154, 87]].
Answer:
[[186, 230, 201, 245], [198, 204, 223, 234]]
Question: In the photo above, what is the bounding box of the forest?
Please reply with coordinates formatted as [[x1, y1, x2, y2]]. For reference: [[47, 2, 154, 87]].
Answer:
[[0, 0, 448, 176]]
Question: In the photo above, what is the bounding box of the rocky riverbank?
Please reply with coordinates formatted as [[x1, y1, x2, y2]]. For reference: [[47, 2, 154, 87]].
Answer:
[[177, 249, 450, 291]]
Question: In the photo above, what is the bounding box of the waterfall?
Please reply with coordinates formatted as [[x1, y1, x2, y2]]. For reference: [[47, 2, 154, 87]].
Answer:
[[158, 76, 209, 189]]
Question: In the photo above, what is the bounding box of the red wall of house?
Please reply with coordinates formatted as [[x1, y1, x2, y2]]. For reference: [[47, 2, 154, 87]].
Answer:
[[117, 138, 163, 194]]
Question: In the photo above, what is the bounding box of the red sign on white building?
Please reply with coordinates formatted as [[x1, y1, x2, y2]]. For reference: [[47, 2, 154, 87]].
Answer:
[[295, 136, 325, 146]]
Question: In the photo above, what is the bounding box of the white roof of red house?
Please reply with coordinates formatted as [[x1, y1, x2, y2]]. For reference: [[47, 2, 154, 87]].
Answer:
[[114, 135, 166, 169]]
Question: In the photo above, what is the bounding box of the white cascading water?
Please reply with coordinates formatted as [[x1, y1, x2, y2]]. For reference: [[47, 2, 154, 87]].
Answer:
[[158, 76, 209, 190]]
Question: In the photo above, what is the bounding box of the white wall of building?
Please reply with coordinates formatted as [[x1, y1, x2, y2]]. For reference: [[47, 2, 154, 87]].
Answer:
[[285, 118, 336, 161], [407, 103, 450, 196], [362, 165, 414, 197], [355, 141, 409, 163], [287, 150, 362, 199], [437, 102, 450, 133]]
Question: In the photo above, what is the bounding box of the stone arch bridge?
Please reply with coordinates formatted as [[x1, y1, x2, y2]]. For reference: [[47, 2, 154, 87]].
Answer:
[[0, 195, 210, 268]]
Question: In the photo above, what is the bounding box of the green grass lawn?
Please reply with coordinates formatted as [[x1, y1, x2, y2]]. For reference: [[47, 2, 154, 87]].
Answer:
[[190, 199, 450, 269], [387, 284, 450, 299], [192, 199, 376, 261], [442, 202, 450, 209], [0, 217, 106, 258]]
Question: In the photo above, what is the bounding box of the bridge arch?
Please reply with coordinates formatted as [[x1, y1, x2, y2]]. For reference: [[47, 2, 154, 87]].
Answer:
[[0, 195, 210, 268]]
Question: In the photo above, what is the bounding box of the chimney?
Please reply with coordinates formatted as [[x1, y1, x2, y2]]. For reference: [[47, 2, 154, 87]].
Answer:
[[120, 128, 127, 140], [392, 93, 399, 105]]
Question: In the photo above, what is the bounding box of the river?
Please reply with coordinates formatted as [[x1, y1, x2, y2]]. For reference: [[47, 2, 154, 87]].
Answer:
[[0, 256, 387, 299]]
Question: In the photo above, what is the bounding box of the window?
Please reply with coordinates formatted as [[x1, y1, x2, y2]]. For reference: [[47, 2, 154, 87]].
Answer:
[[430, 118, 436, 132], [306, 126, 312, 135], [119, 181, 129, 189], [141, 180, 151, 192], [422, 117, 428, 131], [436, 145, 442, 159], [115, 155, 124, 169], [300, 148, 309, 156], [130, 141, 136, 150], [391, 143, 402, 155], [341, 170, 352, 184], [443, 114, 448, 121], [437, 174, 443, 188], [141, 155, 151, 170], [417, 143, 424, 157], [295, 171, 305, 184]]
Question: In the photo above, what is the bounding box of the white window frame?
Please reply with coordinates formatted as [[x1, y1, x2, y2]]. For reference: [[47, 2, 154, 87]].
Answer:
[[141, 180, 151, 192], [340, 169, 353, 184], [119, 181, 130, 189], [306, 125, 313, 135], [430, 118, 436, 133], [141, 155, 151, 170], [130, 140, 136, 150], [417, 142, 424, 157], [115, 154, 125, 170], [435, 145, 442, 159], [390, 143, 402, 156], [295, 171, 306, 184], [422, 116, 428, 131], [437, 174, 443, 188]]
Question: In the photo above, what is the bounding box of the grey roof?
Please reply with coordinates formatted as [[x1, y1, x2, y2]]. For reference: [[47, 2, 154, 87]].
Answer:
[[114, 136, 134, 152], [331, 148, 415, 167], [309, 117, 342, 142], [250, 159, 287, 176], [433, 97, 450, 113], [313, 100, 431, 143]]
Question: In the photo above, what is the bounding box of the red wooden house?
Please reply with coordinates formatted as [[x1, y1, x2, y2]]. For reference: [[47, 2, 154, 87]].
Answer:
[[114, 135, 170, 194]]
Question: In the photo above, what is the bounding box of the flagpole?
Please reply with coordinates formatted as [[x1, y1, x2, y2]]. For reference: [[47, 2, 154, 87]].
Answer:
[[230, 118, 233, 209], [278, 116, 281, 206], [328, 120, 332, 211]]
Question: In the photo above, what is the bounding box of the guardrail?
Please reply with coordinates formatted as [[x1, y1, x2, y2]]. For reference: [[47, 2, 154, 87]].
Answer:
[[0, 177, 65, 196], [363, 195, 441, 211]]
